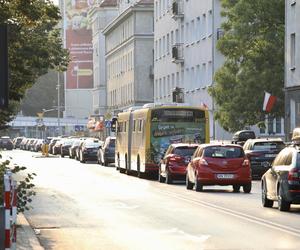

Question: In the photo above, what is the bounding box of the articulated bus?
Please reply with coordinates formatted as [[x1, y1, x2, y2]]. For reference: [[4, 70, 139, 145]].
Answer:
[[115, 103, 210, 177]]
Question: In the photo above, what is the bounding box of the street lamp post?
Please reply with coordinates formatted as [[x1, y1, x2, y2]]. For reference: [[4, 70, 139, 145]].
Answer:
[[57, 71, 61, 135]]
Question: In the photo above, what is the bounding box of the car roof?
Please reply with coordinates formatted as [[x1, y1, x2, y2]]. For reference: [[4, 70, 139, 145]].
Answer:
[[246, 138, 284, 143], [201, 143, 243, 148], [173, 143, 199, 147]]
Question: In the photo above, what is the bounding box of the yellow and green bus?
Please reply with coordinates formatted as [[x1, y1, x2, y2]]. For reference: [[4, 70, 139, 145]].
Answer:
[[115, 104, 210, 177]]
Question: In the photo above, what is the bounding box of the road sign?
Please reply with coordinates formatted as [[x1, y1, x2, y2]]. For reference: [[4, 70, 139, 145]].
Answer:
[[105, 120, 111, 128], [75, 125, 84, 132], [77, 69, 93, 76]]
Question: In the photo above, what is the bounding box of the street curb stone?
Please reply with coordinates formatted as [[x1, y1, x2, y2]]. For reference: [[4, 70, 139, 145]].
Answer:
[[17, 213, 44, 250]]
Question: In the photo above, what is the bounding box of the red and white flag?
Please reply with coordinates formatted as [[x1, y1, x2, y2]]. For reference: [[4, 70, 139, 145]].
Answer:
[[263, 92, 277, 112], [200, 102, 208, 110]]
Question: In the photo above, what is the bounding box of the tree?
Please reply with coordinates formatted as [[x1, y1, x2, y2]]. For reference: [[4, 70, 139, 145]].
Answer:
[[208, 0, 285, 132], [21, 70, 64, 117], [0, 0, 69, 127]]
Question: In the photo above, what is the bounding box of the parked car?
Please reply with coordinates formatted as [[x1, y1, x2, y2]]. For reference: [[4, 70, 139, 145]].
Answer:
[[52, 139, 63, 155], [48, 138, 60, 154], [13, 137, 24, 149], [34, 139, 44, 152], [60, 139, 75, 157], [243, 138, 286, 179], [0, 136, 13, 150], [158, 143, 198, 184], [79, 139, 102, 163], [25, 138, 35, 151], [19, 138, 28, 150], [232, 130, 256, 146], [97, 136, 116, 166], [261, 146, 300, 211], [186, 144, 252, 193], [69, 139, 82, 159]]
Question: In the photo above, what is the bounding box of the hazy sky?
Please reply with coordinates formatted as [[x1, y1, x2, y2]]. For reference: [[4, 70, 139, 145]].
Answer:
[[51, 0, 58, 6]]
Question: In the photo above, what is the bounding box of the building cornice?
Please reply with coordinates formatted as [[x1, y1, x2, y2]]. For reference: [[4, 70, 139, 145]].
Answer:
[[102, 5, 154, 35], [105, 34, 153, 58]]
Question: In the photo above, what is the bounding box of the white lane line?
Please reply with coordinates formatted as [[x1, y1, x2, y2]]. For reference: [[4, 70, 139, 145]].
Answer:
[[160, 190, 300, 238]]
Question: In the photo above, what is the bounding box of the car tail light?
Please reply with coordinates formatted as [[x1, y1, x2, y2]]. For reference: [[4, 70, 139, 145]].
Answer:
[[200, 159, 208, 166], [288, 168, 300, 185], [247, 152, 263, 158], [169, 155, 183, 162], [242, 159, 250, 167]]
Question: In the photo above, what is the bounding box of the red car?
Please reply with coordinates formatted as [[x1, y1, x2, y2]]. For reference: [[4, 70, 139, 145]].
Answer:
[[159, 143, 198, 184], [186, 144, 252, 193]]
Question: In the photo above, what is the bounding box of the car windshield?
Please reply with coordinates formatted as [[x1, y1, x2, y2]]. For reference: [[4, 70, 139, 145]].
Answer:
[[204, 146, 244, 158], [173, 147, 197, 157], [253, 141, 285, 151], [85, 142, 101, 148]]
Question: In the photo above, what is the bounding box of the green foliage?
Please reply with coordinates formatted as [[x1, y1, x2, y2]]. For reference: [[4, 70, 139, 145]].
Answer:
[[21, 70, 64, 117], [209, 0, 285, 132], [0, 153, 36, 213], [0, 0, 69, 127]]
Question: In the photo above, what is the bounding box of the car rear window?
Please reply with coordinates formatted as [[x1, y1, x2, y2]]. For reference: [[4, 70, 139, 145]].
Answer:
[[85, 142, 101, 148], [173, 146, 198, 157], [204, 146, 244, 158], [253, 141, 285, 151], [108, 139, 115, 147]]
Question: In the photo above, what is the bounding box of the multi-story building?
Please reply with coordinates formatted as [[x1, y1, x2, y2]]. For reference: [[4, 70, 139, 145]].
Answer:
[[103, 0, 154, 113], [154, 0, 229, 139], [285, 0, 300, 139], [88, 0, 119, 116]]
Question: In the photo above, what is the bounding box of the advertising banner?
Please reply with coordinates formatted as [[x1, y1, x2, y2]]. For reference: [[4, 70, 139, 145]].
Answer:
[[65, 0, 94, 89]]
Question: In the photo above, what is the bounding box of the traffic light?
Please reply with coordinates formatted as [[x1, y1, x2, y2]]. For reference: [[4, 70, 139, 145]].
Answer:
[[111, 117, 117, 132], [0, 24, 8, 108]]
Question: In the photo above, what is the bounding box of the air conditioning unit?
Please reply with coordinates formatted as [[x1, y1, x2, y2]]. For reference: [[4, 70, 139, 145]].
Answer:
[[171, 0, 184, 20], [171, 44, 184, 64]]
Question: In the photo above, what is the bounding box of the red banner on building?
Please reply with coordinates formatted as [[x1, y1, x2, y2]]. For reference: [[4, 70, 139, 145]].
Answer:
[[65, 0, 94, 89]]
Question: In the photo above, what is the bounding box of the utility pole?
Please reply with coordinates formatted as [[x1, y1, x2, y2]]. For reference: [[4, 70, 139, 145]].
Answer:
[[57, 71, 61, 135]]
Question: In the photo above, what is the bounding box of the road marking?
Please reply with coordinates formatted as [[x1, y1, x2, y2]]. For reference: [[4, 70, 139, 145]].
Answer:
[[160, 190, 300, 238]]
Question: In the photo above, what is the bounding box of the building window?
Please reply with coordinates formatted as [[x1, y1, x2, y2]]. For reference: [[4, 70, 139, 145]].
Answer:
[[167, 34, 170, 54], [171, 30, 174, 46], [191, 19, 195, 42], [291, 33, 296, 69], [275, 117, 281, 134]]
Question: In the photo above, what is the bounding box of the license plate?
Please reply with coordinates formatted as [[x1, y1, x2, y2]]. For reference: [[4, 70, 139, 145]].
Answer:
[[265, 154, 276, 158], [216, 174, 234, 179]]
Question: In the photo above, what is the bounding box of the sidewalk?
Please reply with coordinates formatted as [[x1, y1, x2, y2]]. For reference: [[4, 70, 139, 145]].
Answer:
[[17, 213, 44, 250]]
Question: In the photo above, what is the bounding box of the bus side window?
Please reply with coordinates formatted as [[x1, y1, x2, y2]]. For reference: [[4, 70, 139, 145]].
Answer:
[[124, 121, 127, 132]]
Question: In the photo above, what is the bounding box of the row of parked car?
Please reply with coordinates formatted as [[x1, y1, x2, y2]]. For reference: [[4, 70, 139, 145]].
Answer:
[[14, 136, 116, 166], [157, 130, 300, 211]]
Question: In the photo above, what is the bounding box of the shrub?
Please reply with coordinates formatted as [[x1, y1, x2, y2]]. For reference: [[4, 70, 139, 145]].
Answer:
[[0, 153, 36, 213]]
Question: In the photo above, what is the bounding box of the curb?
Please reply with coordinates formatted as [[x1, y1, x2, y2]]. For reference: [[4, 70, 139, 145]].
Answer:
[[17, 213, 44, 250]]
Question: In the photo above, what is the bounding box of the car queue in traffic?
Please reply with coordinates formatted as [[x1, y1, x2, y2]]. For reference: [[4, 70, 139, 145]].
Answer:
[[7, 127, 300, 212]]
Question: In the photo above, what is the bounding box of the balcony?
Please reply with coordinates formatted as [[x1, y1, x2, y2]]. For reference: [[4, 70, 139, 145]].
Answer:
[[171, 44, 184, 64], [171, 0, 184, 20]]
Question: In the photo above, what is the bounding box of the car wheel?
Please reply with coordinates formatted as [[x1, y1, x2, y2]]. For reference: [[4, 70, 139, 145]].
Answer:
[[233, 185, 240, 193], [165, 168, 173, 184], [80, 152, 85, 163], [243, 183, 252, 193], [119, 168, 126, 174], [61, 154, 64, 158], [195, 173, 203, 192], [278, 186, 290, 211], [262, 181, 273, 208], [158, 166, 166, 183], [186, 174, 194, 190]]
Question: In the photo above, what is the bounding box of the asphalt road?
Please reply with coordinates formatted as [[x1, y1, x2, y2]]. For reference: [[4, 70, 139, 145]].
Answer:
[[2, 150, 300, 250]]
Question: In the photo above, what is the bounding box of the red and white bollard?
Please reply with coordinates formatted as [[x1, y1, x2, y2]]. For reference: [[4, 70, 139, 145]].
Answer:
[[3, 171, 17, 250]]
